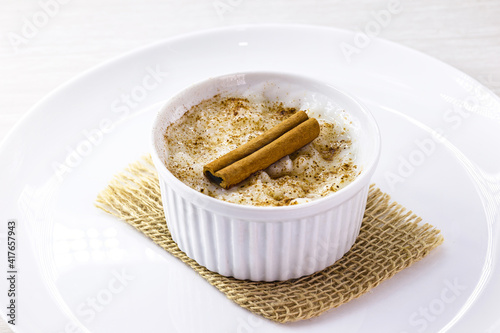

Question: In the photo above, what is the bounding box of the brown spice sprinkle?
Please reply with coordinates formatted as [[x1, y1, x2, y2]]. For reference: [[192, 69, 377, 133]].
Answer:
[[163, 94, 360, 206]]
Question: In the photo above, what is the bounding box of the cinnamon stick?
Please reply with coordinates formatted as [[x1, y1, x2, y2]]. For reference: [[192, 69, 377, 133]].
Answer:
[[204, 111, 320, 189]]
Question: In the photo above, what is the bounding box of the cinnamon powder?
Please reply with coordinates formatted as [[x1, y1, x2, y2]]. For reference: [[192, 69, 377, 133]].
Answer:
[[163, 94, 359, 206]]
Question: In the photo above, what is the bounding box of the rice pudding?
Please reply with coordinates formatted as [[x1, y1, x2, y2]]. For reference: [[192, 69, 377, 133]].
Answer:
[[163, 94, 359, 206]]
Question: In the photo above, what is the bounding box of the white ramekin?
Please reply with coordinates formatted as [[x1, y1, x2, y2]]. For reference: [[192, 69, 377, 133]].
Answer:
[[151, 72, 380, 281]]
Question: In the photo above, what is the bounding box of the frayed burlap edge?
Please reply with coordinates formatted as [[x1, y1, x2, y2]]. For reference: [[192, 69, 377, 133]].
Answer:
[[95, 155, 444, 323]]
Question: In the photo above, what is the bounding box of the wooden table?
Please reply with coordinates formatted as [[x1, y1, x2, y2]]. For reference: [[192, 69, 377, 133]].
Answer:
[[1, 0, 499, 331]]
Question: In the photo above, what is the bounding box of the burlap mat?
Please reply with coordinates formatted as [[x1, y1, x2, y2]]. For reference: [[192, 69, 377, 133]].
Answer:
[[95, 156, 443, 323]]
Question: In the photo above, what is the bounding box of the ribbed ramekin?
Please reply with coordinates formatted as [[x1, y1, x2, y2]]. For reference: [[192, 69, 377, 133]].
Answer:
[[151, 72, 380, 281]]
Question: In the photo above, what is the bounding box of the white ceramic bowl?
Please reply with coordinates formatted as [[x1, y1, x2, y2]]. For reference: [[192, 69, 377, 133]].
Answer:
[[151, 72, 380, 281]]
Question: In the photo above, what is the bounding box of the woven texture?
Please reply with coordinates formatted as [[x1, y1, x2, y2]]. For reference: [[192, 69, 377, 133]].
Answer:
[[95, 156, 444, 323]]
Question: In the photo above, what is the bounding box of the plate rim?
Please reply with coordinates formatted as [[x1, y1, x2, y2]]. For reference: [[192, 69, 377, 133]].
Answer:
[[2, 23, 499, 153], [1, 23, 499, 332]]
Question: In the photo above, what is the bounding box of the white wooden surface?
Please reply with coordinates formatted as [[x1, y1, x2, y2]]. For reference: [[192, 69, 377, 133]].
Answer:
[[0, 0, 499, 331]]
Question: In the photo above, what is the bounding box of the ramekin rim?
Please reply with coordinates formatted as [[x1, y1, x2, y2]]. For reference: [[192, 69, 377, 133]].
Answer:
[[151, 70, 381, 213]]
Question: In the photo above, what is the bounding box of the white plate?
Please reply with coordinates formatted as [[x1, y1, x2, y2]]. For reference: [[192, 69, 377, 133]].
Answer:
[[1, 25, 499, 333]]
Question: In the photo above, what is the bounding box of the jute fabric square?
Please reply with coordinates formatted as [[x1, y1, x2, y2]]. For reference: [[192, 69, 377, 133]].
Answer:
[[96, 156, 443, 323]]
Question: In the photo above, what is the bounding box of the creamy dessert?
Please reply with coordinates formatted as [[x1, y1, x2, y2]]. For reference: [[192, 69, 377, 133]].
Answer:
[[163, 94, 359, 206]]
